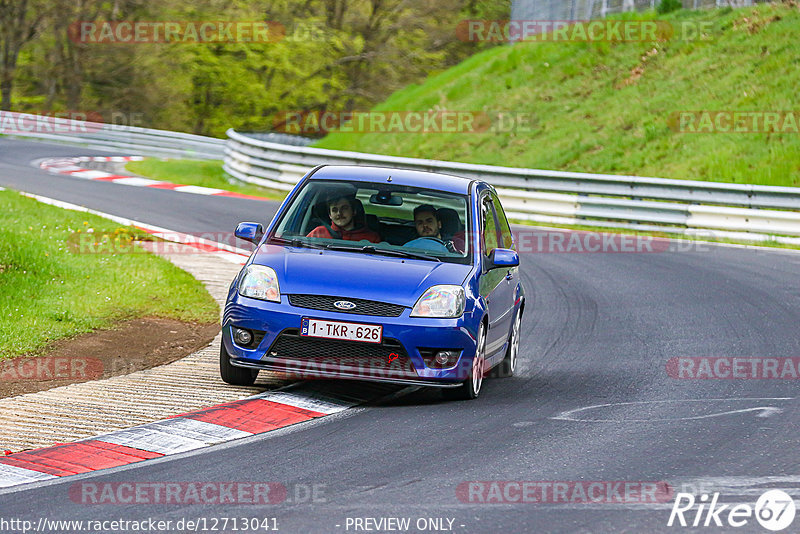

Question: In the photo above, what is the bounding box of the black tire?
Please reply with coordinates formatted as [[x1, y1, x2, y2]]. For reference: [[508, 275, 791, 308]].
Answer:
[[220, 343, 258, 386], [491, 307, 521, 378], [443, 323, 486, 401]]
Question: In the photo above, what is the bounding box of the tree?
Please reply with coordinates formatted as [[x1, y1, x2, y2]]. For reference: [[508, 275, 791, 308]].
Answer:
[[0, 0, 45, 110], [10, 0, 511, 133]]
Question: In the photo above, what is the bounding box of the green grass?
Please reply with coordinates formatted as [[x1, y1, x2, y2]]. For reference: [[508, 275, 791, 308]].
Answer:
[[125, 158, 287, 200], [0, 190, 219, 360], [315, 4, 800, 187]]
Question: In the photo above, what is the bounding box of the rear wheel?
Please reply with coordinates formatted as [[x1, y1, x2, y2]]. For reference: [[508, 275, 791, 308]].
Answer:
[[443, 323, 486, 401], [491, 307, 521, 378], [220, 343, 258, 386]]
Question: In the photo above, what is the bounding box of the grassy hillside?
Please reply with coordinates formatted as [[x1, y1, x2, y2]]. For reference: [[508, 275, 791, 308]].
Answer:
[[316, 3, 800, 187]]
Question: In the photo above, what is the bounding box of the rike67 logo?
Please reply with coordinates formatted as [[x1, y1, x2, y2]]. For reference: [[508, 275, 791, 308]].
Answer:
[[668, 490, 796, 531]]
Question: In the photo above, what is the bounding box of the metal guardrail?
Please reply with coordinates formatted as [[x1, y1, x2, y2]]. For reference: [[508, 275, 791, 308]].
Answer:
[[511, 0, 769, 23], [237, 132, 315, 147], [7, 111, 797, 243], [224, 128, 800, 242], [0, 112, 225, 159]]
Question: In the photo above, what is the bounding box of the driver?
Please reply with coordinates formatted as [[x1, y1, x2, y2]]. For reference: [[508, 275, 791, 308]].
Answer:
[[413, 204, 443, 240], [406, 205, 464, 253], [307, 195, 381, 243]]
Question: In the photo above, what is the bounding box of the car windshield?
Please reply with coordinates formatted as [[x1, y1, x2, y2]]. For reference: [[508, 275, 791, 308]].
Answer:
[[271, 179, 471, 265]]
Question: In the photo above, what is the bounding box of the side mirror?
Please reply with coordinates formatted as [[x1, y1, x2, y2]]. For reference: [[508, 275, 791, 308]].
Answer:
[[235, 222, 264, 244], [490, 248, 519, 268]]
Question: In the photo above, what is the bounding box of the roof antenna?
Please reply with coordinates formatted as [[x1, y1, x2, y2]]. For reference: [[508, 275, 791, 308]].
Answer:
[[387, 176, 392, 182]]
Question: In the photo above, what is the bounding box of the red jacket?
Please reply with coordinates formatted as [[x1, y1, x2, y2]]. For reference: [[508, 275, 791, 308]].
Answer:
[[307, 223, 381, 243]]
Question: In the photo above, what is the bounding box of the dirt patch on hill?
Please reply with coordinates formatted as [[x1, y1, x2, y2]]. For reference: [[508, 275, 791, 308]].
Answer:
[[0, 318, 219, 399]]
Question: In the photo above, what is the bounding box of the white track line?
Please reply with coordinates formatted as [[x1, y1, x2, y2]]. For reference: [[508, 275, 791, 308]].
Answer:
[[38, 156, 267, 201]]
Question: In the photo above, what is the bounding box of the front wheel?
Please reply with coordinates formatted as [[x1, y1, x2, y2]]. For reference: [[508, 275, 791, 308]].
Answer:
[[220, 343, 258, 386], [443, 323, 486, 401]]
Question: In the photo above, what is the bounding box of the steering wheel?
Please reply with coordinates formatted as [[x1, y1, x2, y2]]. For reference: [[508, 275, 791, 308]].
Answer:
[[405, 237, 450, 254]]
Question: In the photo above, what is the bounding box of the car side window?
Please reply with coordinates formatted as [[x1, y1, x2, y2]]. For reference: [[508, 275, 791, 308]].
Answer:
[[481, 196, 500, 258], [491, 192, 514, 250]]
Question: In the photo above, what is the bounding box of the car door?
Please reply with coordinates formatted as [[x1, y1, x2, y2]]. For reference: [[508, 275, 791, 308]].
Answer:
[[491, 190, 518, 336], [478, 193, 513, 359]]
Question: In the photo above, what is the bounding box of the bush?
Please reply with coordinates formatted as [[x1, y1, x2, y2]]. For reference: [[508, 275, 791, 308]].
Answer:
[[657, 0, 683, 14]]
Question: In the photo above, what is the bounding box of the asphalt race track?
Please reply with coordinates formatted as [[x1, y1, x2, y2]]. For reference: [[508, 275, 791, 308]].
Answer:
[[1, 138, 799, 533]]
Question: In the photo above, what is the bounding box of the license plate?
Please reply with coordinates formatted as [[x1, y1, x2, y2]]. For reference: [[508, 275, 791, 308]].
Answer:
[[301, 318, 382, 344]]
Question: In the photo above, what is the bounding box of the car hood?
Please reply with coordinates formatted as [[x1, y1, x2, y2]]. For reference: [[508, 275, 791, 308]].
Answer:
[[251, 244, 473, 306]]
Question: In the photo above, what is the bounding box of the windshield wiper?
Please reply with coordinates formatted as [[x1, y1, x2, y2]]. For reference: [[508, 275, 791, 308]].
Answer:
[[325, 244, 440, 262], [363, 246, 442, 262], [269, 236, 326, 250]]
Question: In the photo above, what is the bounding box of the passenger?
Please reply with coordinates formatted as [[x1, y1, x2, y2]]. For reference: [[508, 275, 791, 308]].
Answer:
[[406, 204, 465, 253], [307, 195, 381, 243]]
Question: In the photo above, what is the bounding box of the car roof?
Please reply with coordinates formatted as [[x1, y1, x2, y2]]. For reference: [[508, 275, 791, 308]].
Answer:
[[309, 165, 474, 194]]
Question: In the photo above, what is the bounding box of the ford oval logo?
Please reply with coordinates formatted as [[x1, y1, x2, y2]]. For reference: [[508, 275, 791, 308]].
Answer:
[[334, 300, 357, 310]]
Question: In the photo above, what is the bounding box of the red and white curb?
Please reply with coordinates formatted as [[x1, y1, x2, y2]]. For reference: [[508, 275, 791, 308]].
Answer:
[[19, 191, 251, 265], [0, 386, 367, 489], [0, 192, 389, 488], [0, 191, 409, 490], [0, 181, 411, 491], [38, 156, 269, 202]]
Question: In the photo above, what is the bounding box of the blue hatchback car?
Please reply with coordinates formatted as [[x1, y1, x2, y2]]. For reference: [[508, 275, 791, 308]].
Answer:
[[221, 165, 524, 400]]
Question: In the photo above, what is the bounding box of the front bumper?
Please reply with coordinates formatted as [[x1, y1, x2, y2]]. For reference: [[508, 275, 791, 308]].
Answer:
[[223, 294, 479, 386], [228, 358, 463, 388]]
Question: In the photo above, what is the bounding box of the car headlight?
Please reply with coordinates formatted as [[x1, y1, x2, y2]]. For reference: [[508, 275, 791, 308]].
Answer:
[[238, 265, 280, 302], [410, 285, 465, 318]]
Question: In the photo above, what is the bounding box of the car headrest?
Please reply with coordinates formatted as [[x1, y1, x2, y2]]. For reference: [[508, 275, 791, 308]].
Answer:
[[437, 208, 462, 238], [312, 201, 330, 223], [351, 198, 365, 218], [365, 213, 379, 232]]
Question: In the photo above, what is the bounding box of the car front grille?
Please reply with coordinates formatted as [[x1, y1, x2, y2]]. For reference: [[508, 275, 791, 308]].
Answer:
[[263, 329, 417, 378], [288, 295, 405, 317]]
